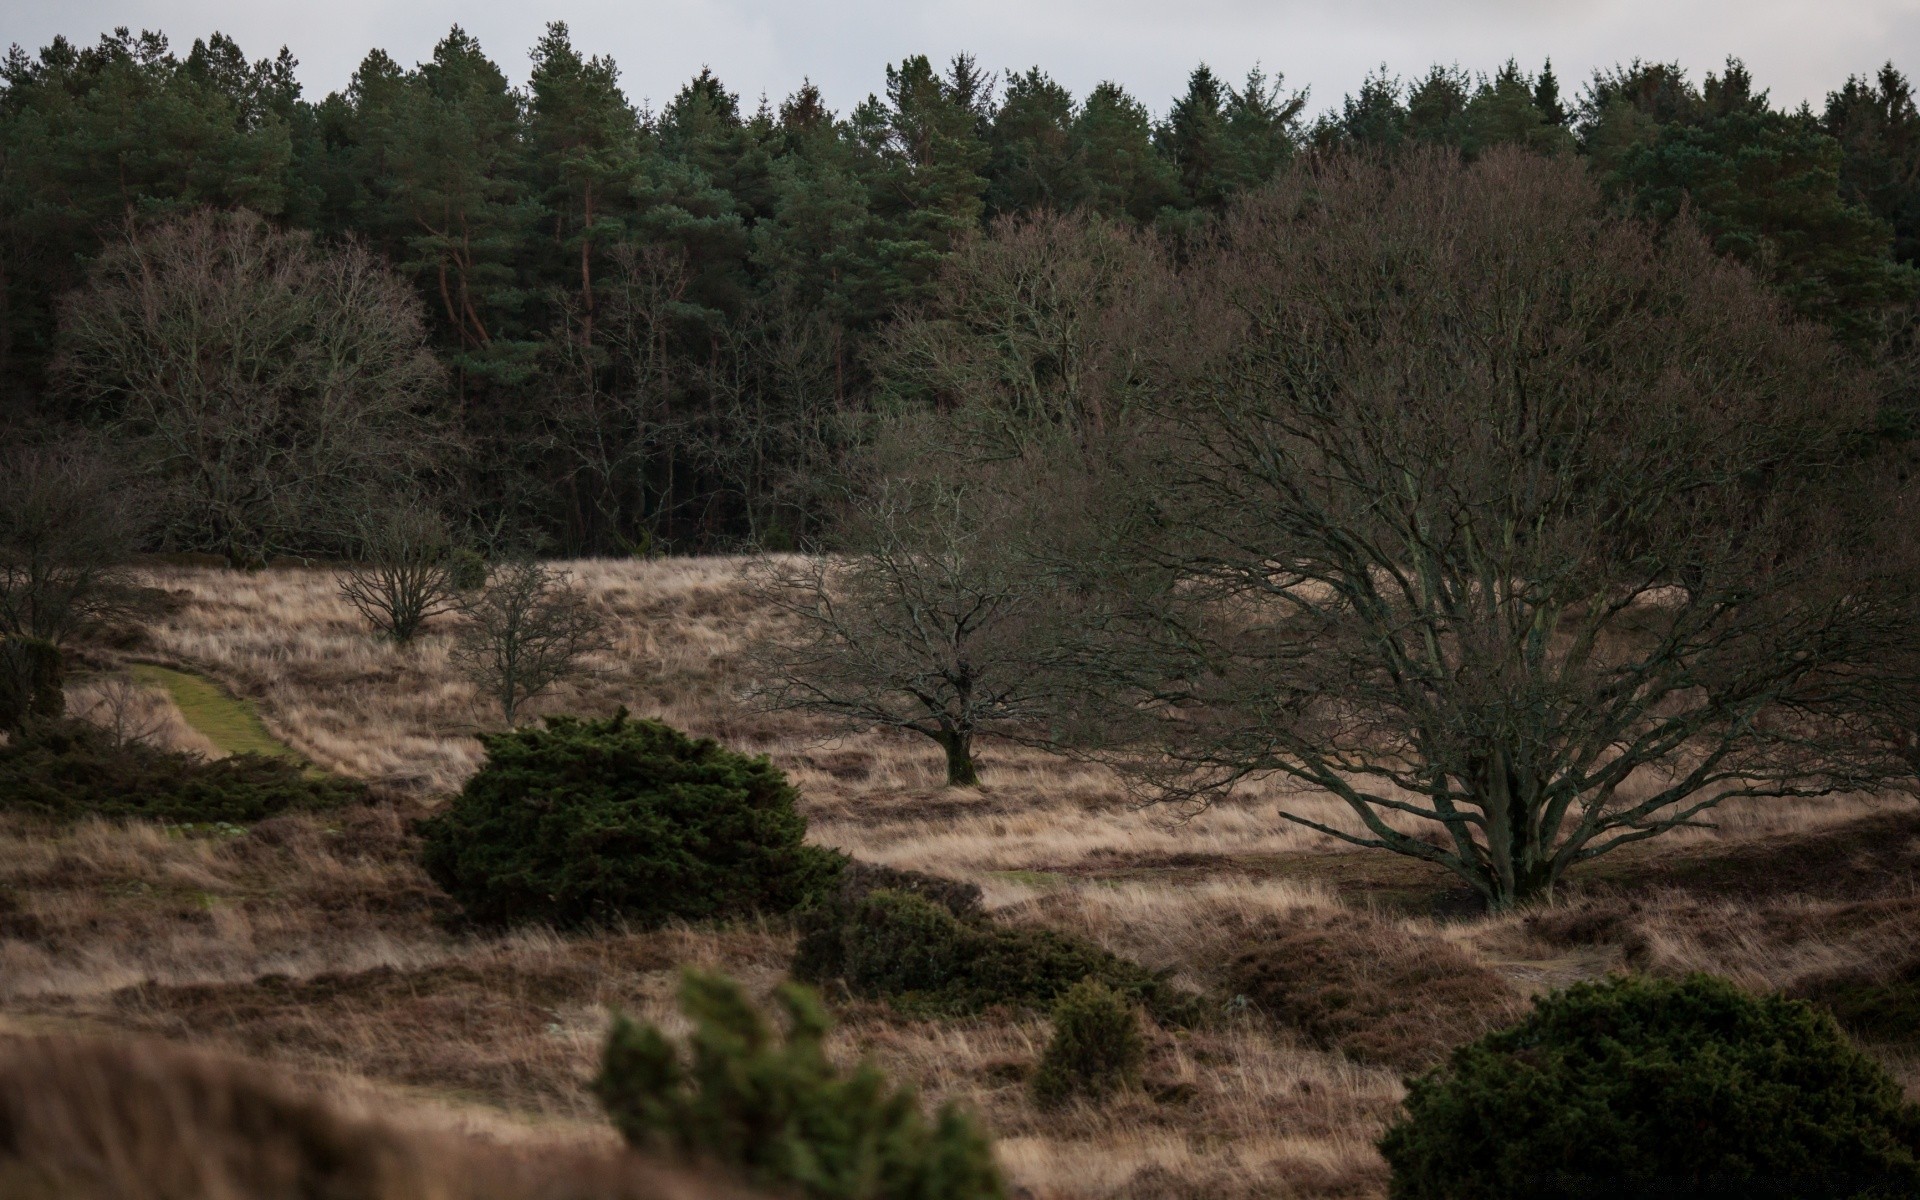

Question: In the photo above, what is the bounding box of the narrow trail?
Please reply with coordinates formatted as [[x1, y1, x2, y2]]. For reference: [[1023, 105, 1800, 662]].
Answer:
[[128, 663, 297, 760]]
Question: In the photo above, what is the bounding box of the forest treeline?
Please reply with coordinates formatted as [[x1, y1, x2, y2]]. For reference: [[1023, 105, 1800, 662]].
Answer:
[[5, 23, 1920, 554]]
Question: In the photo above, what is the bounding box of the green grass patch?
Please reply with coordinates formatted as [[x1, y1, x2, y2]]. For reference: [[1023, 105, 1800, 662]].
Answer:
[[130, 663, 295, 760]]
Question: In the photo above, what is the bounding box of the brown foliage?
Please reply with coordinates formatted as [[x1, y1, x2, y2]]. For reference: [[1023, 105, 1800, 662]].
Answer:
[[1227, 911, 1524, 1070], [0, 1033, 759, 1200], [952, 150, 1920, 909]]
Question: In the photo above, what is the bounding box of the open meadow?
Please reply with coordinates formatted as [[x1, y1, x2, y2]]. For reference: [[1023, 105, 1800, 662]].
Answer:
[[5, 557, 1920, 1198]]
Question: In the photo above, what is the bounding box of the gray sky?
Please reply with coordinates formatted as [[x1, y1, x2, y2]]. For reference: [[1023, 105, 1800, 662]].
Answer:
[[5, 1, 1919, 120]]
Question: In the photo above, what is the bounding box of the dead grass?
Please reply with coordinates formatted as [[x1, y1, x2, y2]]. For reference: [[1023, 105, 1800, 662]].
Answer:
[[6, 559, 1920, 1198], [0, 1031, 762, 1200]]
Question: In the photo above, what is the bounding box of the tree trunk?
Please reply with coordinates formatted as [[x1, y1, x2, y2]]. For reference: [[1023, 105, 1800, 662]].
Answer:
[[937, 729, 979, 788]]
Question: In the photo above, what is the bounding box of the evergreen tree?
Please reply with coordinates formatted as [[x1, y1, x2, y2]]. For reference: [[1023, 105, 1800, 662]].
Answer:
[[985, 67, 1080, 217], [1462, 60, 1573, 156], [1222, 65, 1304, 190], [527, 22, 642, 348], [1332, 67, 1407, 152], [1533, 58, 1569, 127], [1405, 64, 1471, 146], [1825, 63, 1920, 265], [1070, 81, 1179, 223], [347, 28, 538, 392], [1160, 64, 1231, 209], [1599, 58, 1916, 347], [857, 54, 991, 304]]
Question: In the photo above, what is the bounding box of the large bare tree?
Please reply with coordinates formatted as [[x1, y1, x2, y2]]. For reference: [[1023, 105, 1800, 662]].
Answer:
[[950, 151, 1920, 908], [55, 209, 446, 566]]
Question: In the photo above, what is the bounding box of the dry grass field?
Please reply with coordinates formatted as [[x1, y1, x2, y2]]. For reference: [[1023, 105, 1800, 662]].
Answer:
[[7, 557, 1920, 1198]]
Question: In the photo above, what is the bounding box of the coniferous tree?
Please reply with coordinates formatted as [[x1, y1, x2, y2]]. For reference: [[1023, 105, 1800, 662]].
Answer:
[[1330, 67, 1407, 152], [1222, 66, 1305, 191], [856, 55, 991, 305], [1596, 58, 1916, 346], [1825, 63, 1920, 265], [986, 67, 1080, 217], [527, 22, 642, 349], [1462, 60, 1573, 156], [1405, 65, 1471, 146], [1071, 81, 1179, 223], [1160, 64, 1231, 209]]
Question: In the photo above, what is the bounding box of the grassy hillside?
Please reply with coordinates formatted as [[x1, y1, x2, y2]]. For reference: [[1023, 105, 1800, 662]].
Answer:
[[4, 559, 1918, 1199]]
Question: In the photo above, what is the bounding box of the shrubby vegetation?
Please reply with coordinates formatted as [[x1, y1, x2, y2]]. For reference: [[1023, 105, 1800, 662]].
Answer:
[[1379, 974, 1920, 1199], [1030, 978, 1146, 1108], [0, 719, 360, 823], [418, 711, 841, 928], [596, 970, 1004, 1200], [794, 881, 1198, 1023]]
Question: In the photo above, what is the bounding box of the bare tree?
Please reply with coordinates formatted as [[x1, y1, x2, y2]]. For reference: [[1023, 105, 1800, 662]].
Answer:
[[960, 150, 1920, 908], [751, 476, 1048, 787], [451, 561, 608, 726], [0, 442, 149, 729], [0, 442, 143, 644], [55, 209, 446, 567], [337, 504, 470, 644]]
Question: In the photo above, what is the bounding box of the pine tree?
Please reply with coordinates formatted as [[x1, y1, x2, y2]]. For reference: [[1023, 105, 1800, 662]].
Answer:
[[985, 67, 1080, 217], [1160, 64, 1230, 210], [858, 55, 991, 305], [1601, 58, 1916, 347], [1406, 65, 1471, 146], [1335, 67, 1407, 151], [1462, 60, 1573, 157], [1825, 63, 1920, 265], [1070, 81, 1179, 223], [1222, 65, 1304, 191], [527, 21, 642, 348]]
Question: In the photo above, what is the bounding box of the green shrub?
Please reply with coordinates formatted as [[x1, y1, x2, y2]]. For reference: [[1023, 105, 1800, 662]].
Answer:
[[417, 710, 842, 929], [1031, 978, 1146, 1108], [795, 886, 1199, 1024], [0, 720, 359, 823], [595, 970, 1004, 1200], [1379, 973, 1920, 1200]]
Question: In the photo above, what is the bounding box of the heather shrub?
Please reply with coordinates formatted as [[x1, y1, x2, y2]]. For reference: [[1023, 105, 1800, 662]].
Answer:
[[595, 970, 1004, 1200], [1227, 911, 1522, 1069], [1031, 978, 1146, 1108], [0, 719, 359, 823], [794, 887, 1198, 1023], [417, 710, 842, 929], [1380, 973, 1920, 1199]]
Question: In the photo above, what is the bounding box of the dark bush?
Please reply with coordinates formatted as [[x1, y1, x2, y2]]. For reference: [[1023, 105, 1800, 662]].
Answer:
[[794, 887, 1199, 1024], [1789, 945, 1920, 1050], [1379, 973, 1920, 1200], [0, 719, 359, 823], [1031, 978, 1146, 1108], [417, 710, 842, 929], [596, 969, 1004, 1200], [0, 637, 64, 732]]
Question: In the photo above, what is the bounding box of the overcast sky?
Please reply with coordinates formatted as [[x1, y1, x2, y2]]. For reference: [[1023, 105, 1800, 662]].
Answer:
[[5, 1, 1919, 120]]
